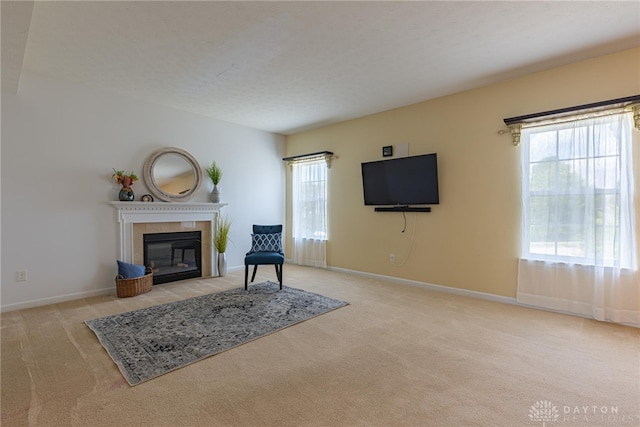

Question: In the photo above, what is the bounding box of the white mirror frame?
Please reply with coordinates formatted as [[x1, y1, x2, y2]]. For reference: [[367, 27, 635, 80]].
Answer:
[[143, 147, 203, 202]]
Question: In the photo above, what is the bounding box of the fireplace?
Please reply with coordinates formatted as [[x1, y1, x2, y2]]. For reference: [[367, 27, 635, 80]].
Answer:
[[110, 201, 226, 282], [144, 231, 202, 284]]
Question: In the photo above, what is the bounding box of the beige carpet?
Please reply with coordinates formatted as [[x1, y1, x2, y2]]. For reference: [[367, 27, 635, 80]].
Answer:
[[2, 265, 638, 426]]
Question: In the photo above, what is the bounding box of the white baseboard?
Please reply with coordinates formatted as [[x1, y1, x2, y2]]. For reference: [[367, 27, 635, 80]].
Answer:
[[1, 288, 115, 312], [326, 266, 639, 327], [1, 266, 248, 313], [327, 266, 518, 305]]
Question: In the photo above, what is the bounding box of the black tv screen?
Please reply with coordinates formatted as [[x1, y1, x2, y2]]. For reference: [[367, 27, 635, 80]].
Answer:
[[361, 153, 439, 206]]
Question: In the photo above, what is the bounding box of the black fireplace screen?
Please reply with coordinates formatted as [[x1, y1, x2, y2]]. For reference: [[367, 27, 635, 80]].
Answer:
[[143, 231, 202, 285]]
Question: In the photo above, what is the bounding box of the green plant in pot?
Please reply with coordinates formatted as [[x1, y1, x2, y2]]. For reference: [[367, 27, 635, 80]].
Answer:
[[214, 215, 232, 276], [205, 161, 223, 203]]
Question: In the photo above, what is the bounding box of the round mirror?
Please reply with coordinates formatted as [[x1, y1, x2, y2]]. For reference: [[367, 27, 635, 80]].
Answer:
[[143, 147, 203, 202]]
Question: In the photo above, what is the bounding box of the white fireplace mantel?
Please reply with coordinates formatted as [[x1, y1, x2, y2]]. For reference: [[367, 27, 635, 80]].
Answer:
[[109, 202, 227, 273]]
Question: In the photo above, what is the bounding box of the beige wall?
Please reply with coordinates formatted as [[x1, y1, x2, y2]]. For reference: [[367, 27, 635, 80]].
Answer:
[[284, 48, 640, 298]]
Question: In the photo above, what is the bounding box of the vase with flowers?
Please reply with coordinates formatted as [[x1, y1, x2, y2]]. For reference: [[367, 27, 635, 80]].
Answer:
[[113, 169, 138, 201]]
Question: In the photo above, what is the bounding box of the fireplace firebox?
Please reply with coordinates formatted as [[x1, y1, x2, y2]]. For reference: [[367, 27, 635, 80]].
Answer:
[[143, 231, 202, 285]]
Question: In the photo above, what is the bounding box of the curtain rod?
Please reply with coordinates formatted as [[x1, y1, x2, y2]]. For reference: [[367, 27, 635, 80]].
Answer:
[[502, 95, 640, 146], [503, 95, 640, 126], [282, 151, 334, 162], [283, 151, 336, 169]]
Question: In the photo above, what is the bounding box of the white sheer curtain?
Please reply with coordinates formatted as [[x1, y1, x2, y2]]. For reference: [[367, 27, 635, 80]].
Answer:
[[517, 112, 639, 326], [292, 159, 328, 268]]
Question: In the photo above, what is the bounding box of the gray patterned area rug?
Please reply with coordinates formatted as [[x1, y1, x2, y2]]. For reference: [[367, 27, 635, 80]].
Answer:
[[85, 282, 348, 386]]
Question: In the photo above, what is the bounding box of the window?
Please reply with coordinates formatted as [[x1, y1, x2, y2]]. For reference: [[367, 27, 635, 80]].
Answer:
[[292, 159, 328, 241], [516, 104, 638, 324], [520, 112, 635, 268], [291, 158, 328, 268]]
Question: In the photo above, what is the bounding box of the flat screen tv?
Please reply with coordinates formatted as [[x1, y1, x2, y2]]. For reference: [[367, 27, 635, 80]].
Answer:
[[361, 153, 439, 206]]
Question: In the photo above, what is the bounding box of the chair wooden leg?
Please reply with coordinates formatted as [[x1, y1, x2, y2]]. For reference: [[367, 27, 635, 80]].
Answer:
[[251, 265, 258, 283], [244, 265, 249, 290], [276, 264, 283, 289]]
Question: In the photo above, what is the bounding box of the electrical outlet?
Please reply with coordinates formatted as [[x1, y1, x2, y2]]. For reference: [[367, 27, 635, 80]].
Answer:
[[16, 270, 27, 282], [389, 253, 395, 263]]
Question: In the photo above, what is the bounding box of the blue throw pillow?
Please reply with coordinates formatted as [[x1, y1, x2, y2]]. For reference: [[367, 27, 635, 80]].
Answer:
[[117, 260, 147, 279], [251, 233, 282, 253]]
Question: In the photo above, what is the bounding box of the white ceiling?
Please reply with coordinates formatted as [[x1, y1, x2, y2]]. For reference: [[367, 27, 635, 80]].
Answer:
[[2, 1, 639, 135]]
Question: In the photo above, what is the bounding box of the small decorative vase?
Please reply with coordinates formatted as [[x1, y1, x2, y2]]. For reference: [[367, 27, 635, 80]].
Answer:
[[218, 252, 227, 277], [210, 185, 220, 203], [119, 186, 134, 201]]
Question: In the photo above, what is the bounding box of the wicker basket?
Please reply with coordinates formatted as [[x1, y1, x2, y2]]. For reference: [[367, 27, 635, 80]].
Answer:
[[115, 267, 153, 298]]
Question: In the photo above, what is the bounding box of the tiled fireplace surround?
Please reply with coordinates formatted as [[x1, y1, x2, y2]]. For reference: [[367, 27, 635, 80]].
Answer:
[[110, 202, 226, 278]]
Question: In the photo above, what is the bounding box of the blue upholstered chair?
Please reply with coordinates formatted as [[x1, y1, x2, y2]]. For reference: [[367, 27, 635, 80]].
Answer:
[[244, 225, 284, 290]]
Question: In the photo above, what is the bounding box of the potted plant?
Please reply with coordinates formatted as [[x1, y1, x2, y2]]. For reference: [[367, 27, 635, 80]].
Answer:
[[214, 215, 232, 276], [112, 169, 138, 201], [205, 161, 223, 203]]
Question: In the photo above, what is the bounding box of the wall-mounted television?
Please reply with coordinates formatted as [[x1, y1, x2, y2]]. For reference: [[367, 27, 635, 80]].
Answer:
[[361, 153, 439, 206]]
